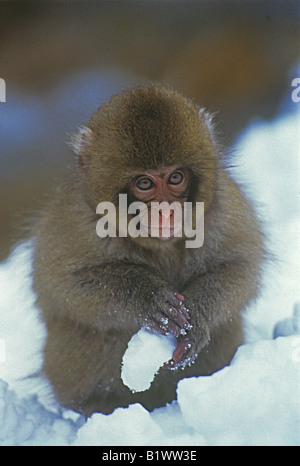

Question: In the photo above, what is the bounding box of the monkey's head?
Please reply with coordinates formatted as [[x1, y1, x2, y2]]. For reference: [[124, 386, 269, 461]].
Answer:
[[71, 86, 218, 245]]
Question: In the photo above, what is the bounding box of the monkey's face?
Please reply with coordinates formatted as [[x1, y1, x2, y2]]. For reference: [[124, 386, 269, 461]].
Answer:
[[72, 86, 217, 245], [129, 165, 190, 240]]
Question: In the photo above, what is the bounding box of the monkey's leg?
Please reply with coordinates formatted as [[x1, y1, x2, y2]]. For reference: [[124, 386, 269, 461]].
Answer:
[[42, 315, 138, 416], [43, 315, 240, 417]]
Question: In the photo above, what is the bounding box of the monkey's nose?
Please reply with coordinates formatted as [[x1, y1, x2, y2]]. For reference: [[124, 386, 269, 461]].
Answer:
[[159, 209, 174, 228]]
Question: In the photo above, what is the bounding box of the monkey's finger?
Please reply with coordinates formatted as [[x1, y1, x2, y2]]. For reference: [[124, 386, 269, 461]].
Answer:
[[166, 305, 191, 330], [146, 316, 183, 339], [145, 321, 169, 336], [179, 304, 190, 320], [161, 317, 184, 337], [163, 358, 176, 369], [162, 335, 192, 369], [152, 311, 185, 337], [175, 292, 185, 302], [146, 313, 183, 336], [172, 335, 191, 363], [169, 294, 190, 321], [163, 346, 190, 369]]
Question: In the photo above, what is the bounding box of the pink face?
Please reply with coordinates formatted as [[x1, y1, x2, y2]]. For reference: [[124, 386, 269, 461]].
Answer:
[[130, 166, 189, 239]]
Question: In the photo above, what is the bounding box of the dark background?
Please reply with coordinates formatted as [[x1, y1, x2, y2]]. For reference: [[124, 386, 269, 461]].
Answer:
[[0, 0, 299, 260]]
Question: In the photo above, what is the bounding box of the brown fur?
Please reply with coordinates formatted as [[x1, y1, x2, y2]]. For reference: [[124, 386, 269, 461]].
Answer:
[[33, 86, 265, 416]]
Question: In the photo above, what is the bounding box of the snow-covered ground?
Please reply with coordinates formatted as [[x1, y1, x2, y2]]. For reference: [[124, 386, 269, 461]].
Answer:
[[0, 92, 299, 446]]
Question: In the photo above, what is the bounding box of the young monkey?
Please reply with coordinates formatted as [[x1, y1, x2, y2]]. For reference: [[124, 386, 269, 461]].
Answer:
[[33, 85, 265, 416]]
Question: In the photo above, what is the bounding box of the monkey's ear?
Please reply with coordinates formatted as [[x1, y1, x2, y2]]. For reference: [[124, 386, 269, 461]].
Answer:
[[69, 126, 93, 173], [198, 108, 215, 141]]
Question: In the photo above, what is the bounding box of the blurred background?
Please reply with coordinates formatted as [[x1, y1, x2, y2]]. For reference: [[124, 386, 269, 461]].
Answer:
[[0, 0, 299, 260]]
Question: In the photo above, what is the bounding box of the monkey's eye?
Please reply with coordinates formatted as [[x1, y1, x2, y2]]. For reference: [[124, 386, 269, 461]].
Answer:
[[136, 177, 154, 190], [168, 171, 184, 185]]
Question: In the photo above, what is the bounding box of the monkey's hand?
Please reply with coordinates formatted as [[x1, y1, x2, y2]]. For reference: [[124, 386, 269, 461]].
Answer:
[[144, 292, 191, 339], [164, 318, 210, 369]]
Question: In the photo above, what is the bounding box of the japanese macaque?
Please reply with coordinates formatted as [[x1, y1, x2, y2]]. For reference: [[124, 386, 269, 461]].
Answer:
[[33, 85, 265, 416]]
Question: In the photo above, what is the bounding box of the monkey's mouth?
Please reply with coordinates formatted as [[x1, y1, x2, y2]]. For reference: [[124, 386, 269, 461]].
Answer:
[[148, 225, 182, 240]]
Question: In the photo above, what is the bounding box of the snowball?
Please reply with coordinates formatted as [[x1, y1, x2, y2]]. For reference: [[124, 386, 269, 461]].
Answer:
[[121, 328, 177, 392]]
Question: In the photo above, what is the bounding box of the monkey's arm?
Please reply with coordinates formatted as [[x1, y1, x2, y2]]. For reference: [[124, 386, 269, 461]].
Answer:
[[167, 174, 265, 367], [170, 258, 262, 366], [36, 261, 190, 337]]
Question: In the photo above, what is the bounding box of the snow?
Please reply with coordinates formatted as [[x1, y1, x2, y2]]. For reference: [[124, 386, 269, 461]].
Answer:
[[0, 94, 299, 446], [273, 303, 300, 338], [121, 329, 177, 392], [178, 337, 300, 446]]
